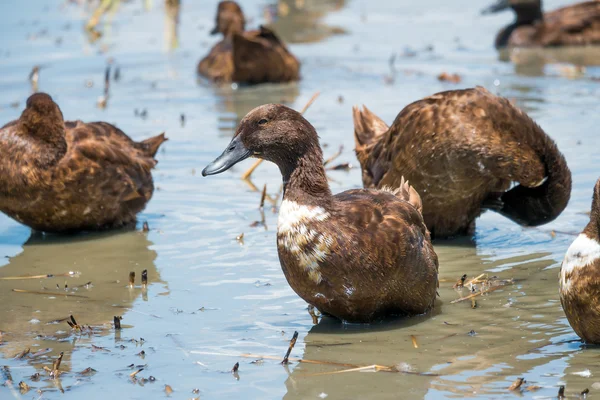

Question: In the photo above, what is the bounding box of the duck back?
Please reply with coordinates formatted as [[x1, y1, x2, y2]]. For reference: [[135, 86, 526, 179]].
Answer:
[[499, 1, 600, 47], [354, 87, 571, 238], [0, 94, 167, 233]]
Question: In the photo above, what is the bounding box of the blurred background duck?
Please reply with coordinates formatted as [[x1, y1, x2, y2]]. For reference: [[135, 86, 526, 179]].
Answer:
[[560, 178, 600, 344], [202, 104, 438, 323], [0, 93, 167, 233], [198, 1, 300, 84], [482, 0, 600, 48], [353, 87, 571, 239]]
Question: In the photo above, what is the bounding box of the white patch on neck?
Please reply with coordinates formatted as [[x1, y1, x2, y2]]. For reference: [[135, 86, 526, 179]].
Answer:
[[278, 200, 329, 233], [560, 234, 600, 293], [277, 199, 332, 284]]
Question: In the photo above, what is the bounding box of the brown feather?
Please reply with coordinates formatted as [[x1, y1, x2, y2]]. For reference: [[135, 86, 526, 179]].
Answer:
[[197, 2, 300, 84], [0, 93, 167, 233], [353, 87, 571, 238]]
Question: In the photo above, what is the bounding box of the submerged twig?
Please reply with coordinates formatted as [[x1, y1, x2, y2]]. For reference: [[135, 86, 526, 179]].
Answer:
[[0, 271, 79, 280], [282, 331, 299, 364], [12, 289, 88, 298], [128, 272, 135, 288], [323, 145, 343, 167], [141, 269, 148, 287], [259, 184, 267, 210]]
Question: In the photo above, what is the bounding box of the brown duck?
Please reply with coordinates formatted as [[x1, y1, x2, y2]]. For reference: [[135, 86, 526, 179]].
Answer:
[[353, 87, 571, 238], [202, 104, 438, 323], [0, 93, 167, 233], [197, 1, 300, 84], [560, 178, 600, 344], [482, 0, 600, 48]]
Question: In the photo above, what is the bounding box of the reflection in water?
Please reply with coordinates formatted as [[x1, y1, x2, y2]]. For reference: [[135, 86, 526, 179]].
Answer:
[[264, 0, 347, 44], [0, 230, 161, 370], [164, 0, 180, 51], [283, 239, 563, 399], [499, 47, 600, 77]]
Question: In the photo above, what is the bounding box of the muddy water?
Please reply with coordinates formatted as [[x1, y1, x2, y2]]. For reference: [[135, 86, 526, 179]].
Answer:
[[1, 0, 600, 398]]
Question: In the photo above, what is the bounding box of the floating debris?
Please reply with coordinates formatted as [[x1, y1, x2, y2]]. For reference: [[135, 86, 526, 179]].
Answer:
[[143, 221, 150, 232], [232, 362, 239, 373], [437, 72, 461, 83], [30, 372, 40, 382], [79, 367, 97, 376], [97, 64, 111, 109], [582, 388, 590, 395], [558, 385, 565, 399], [282, 331, 299, 364], [236, 233, 244, 244], [12, 288, 88, 298], [130, 368, 144, 378], [453, 274, 467, 289], [307, 305, 319, 325], [18, 381, 30, 394], [259, 184, 267, 209], [326, 162, 352, 171], [0, 271, 80, 280], [13, 348, 30, 360], [129, 271, 135, 288], [141, 269, 148, 287], [29, 65, 39, 93], [165, 384, 174, 395], [114, 316, 122, 330], [180, 113, 185, 127], [508, 377, 525, 391], [410, 335, 419, 349], [451, 275, 514, 304]]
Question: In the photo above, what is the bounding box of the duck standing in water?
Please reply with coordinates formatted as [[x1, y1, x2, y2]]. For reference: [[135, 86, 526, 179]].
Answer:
[[198, 1, 300, 84], [203, 104, 438, 323], [353, 87, 571, 238], [482, 0, 600, 48], [560, 178, 600, 344], [0, 93, 167, 233]]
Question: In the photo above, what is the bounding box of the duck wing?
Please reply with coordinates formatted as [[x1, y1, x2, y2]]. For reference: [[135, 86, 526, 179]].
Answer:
[[60, 121, 158, 202], [232, 26, 300, 83], [540, 1, 600, 46], [197, 40, 235, 83]]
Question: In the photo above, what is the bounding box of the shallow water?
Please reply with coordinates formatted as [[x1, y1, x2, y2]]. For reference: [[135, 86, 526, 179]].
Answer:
[[1, 0, 600, 398]]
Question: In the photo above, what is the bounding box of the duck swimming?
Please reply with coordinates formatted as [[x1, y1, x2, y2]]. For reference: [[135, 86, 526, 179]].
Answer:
[[353, 86, 571, 238], [482, 0, 600, 48], [197, 1, 300, 84], [0, 93, 167, 233], [202, 104, 438, 323], [560, 178, 600, 344]]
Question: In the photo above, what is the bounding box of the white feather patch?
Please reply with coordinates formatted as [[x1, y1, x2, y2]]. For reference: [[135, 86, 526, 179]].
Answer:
[[277, 200, 332, 284], [560, 234, 600, 293]]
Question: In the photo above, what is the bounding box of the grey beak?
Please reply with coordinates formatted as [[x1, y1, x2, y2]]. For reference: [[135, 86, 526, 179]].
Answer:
[[202, 136, 252, 176], [481, 0, 510, 14], [210, 25, 219, 35]]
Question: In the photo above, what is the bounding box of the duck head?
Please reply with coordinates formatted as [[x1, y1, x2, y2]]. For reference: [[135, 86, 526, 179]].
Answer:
[[203, 104, 321, 178], [20, 93, 65, 140], [482, 0, 543, 23], [210, 1, 246, 37], [17, 93, 67, 167]]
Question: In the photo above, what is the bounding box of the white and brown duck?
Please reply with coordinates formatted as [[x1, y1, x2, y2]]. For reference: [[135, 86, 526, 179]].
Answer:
[[560, 178, 600, 343], [482, 0, 600, 49], [353, 86, 572, 238], [202, 104, 439, 323], [197, 1, 300, 84], [0, 93, 167, 233]]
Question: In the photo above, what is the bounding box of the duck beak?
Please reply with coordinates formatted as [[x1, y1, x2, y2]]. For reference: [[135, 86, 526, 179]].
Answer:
[[481, 0, 510, 14], [202, 136, 252, 176]]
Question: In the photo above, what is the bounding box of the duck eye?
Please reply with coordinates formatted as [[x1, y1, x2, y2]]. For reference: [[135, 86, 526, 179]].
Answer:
[[258, 118, 268, 126]]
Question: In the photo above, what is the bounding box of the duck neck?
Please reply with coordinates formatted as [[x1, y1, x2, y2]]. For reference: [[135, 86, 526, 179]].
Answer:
[[583, 191, 600, 241], [514, 3, 543, 25], [280, 145, 332, 207], [19, 118, 67, 168]]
